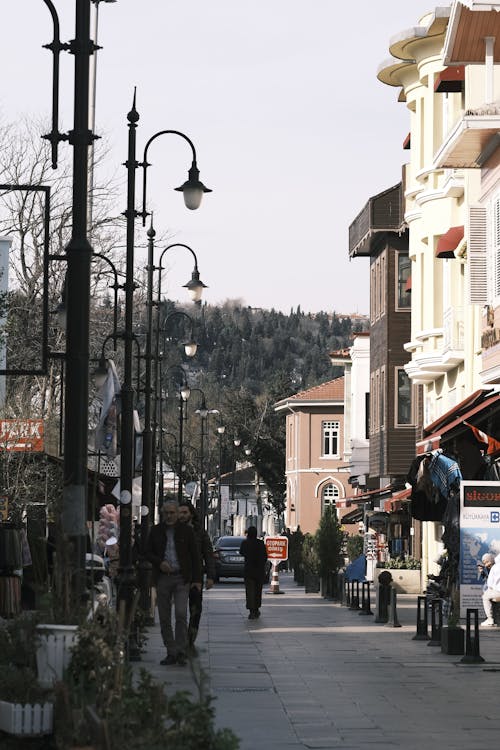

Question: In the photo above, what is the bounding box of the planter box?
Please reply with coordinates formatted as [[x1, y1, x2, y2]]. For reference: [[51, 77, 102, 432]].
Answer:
[[36, 623, 78, 687], [441, 626, 465, 655], [374, 568, 422, 594], [304, 572, 320, 593], [0, 699, 53, 736]]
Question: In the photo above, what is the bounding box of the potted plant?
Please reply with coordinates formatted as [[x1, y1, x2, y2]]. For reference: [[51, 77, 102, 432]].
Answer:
[[53, 606, 240, 750], [0, 613, 54, 737], [374, 556, 422, 594], [302, 533, 320, 593], [315, 505, 343, 598], [441, 591, 464, 655]]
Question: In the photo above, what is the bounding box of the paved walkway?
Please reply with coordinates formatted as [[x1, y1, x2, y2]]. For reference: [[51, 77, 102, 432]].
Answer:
[[137, 573, 500, 750]]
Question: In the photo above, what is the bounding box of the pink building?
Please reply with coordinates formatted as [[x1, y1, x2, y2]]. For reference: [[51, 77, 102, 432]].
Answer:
[[274, 377, 355, 535]]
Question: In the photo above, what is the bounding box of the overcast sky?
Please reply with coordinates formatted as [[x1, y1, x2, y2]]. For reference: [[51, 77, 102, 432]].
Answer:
[[2, 1, 434, 315]]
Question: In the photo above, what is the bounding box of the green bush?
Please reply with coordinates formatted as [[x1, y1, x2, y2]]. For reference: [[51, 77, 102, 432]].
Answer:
[[345, 534, 364, 562], [315, 505, 343, 577], [377, 557, 421, 570], [301, 533, 320, 575]]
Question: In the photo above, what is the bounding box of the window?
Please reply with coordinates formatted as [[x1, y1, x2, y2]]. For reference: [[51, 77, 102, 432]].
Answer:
[[396, 253, 411, 309], [322, 421, 340, 457], [396, 368, 412, 425], [322, 484, 339, 513]]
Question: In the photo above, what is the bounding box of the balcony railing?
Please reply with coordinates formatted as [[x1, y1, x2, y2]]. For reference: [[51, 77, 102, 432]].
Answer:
[[443, 306, 464, 351], [348, 182, 405, 258]]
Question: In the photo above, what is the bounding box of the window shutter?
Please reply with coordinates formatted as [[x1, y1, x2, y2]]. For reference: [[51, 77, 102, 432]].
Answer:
[[494, 198, 500, 299], [468, 205, 487, 304]]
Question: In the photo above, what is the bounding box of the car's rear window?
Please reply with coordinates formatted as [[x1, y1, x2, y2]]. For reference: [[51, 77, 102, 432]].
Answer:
[[217, 537, 245, 548]]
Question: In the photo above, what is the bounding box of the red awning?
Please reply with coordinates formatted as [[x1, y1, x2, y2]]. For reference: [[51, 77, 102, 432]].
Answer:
[[384, 488, 411, 512], [416, 390, 500, 454], [434, 66, 465, 93], [435, 225, 464, 259], [403, 132, 411, 150]]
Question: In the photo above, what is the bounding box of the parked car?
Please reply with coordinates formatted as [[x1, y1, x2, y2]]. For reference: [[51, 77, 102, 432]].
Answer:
[[213, 535, 271, 582]]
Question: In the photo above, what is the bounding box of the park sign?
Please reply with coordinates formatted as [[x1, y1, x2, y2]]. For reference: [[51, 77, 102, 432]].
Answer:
[[0, 419, 44, 452], [265, 535, 288, 561], [459, 480, 500, 617]]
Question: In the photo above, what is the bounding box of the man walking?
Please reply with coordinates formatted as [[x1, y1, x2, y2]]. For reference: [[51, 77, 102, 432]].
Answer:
[[239, 526, 268, 619], [146, 500, 202, 665], [178, 501, 215, 654]]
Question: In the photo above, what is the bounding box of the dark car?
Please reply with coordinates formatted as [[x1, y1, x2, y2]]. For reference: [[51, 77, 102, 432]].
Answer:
[[213, 535, 271, 582]]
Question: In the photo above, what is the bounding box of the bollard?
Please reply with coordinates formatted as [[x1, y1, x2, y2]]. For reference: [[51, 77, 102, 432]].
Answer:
[[359, 581, 373, 616], [375, 571, 392, 623], [344, 577, 351, 607], [386, 587, 402, 628], [349, 580, 360, 610], [460, 608, 485, 664], [427, 598, 443, 647], [412, 595, 430, 641]]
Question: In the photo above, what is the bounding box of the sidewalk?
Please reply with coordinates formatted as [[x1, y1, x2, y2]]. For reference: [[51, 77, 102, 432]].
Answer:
[[136, 573, 500, 750]]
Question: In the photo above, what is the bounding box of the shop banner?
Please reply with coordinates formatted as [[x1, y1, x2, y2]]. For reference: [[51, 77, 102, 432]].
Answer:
[[459, 480, 500, 617]]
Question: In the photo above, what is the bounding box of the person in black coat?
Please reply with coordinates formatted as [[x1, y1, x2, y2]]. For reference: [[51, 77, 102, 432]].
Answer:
[[239, 526, 268, 619], [178, 502, 216, 653], [145, 500, 202, 666]]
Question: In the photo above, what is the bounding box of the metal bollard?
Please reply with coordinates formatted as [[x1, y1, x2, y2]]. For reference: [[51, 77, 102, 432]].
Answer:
[[359, 581, 373, 616], [386, 587, 402, 628], [460, 608, 485, 664], [375, 582, 391, 623], [427, 598, 443, 647], [345, 577, 351, 606], [337, 572, 345, 604], [349, 580, 361, 610], [412, 595, 430, 641]]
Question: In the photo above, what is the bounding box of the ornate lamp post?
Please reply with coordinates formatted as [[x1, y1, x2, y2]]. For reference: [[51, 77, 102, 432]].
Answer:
[[217, 423, 225, 536], [119, 91, 211, 619]]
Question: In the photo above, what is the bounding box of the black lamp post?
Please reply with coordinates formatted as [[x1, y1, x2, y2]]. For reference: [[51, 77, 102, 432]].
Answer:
[[163, 365, 191, 505], [119, 92, 210, 620], [190, 389, 219, 529], [217, 422, 225, 536], [230, 437, 241, 533]]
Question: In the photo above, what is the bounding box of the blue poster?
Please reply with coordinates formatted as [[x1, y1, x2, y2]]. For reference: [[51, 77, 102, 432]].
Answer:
[[460, 481, 500, 616]]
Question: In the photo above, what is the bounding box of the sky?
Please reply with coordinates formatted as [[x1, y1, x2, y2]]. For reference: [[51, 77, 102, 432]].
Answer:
[[1, 1, 435, 315]]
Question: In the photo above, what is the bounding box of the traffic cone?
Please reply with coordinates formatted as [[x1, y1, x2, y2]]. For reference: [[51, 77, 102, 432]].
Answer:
[[269, 563, 280, 594]]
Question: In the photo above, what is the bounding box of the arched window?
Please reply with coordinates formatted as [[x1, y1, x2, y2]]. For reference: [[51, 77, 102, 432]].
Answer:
[[322, 483, 339, 514]]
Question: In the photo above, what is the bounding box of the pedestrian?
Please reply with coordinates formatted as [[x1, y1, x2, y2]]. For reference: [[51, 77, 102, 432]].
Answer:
[[239, 526, 268, 619], [178, 501, 215, 654], [477, 552, 495, 589], [145, 500, 202, 665], [481, 552, 500, 627]]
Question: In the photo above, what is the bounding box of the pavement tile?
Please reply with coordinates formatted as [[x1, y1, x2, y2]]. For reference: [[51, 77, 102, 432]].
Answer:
[[133, 574, 500, 750]]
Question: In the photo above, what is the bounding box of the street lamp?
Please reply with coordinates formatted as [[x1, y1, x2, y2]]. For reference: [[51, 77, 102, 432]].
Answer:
[[230, 437, 241, 533], [190, 388, 219, 530], [119, 91, 210, 621], [164, 365, 191, 505], [217, 423, 225, 536]]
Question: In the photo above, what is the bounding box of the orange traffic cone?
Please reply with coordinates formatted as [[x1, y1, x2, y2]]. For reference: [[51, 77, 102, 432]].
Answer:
[[269, 563, 280, 594]]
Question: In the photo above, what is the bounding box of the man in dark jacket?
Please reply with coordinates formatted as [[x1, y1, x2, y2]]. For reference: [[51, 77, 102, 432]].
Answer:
[[239, 526, 268, 619], [145, 500, 202, 666], [178, 502, 216, 653]]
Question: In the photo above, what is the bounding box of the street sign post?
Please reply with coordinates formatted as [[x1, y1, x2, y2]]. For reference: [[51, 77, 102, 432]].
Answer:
[[265, 536, 288, 594]]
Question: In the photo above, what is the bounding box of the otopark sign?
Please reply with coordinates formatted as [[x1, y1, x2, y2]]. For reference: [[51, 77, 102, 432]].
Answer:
[[265, 536, 288, 594], [265, 536, 289, 561]]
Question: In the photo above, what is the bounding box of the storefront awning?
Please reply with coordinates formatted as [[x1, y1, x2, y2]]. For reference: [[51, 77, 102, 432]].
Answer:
[[384, 488, 411, 512], [417, 389, 500, 454], [340, 506, 364, 524], [435, 225, 464, 258], [434, 66, 465, 93]]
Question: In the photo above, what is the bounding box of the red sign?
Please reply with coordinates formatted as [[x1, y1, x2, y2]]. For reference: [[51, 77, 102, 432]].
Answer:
[[265, 536, 288, 561], [0, 419, 44, 452]]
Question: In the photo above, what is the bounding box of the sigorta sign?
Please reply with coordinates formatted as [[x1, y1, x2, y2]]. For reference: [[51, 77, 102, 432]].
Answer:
[[265, 536, 288, 560]]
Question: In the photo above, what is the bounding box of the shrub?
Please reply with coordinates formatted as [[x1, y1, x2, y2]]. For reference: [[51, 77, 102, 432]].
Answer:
[[315, 505, 343, 577], [376, 557, 421, 570], [345, 534, 364, 562]]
